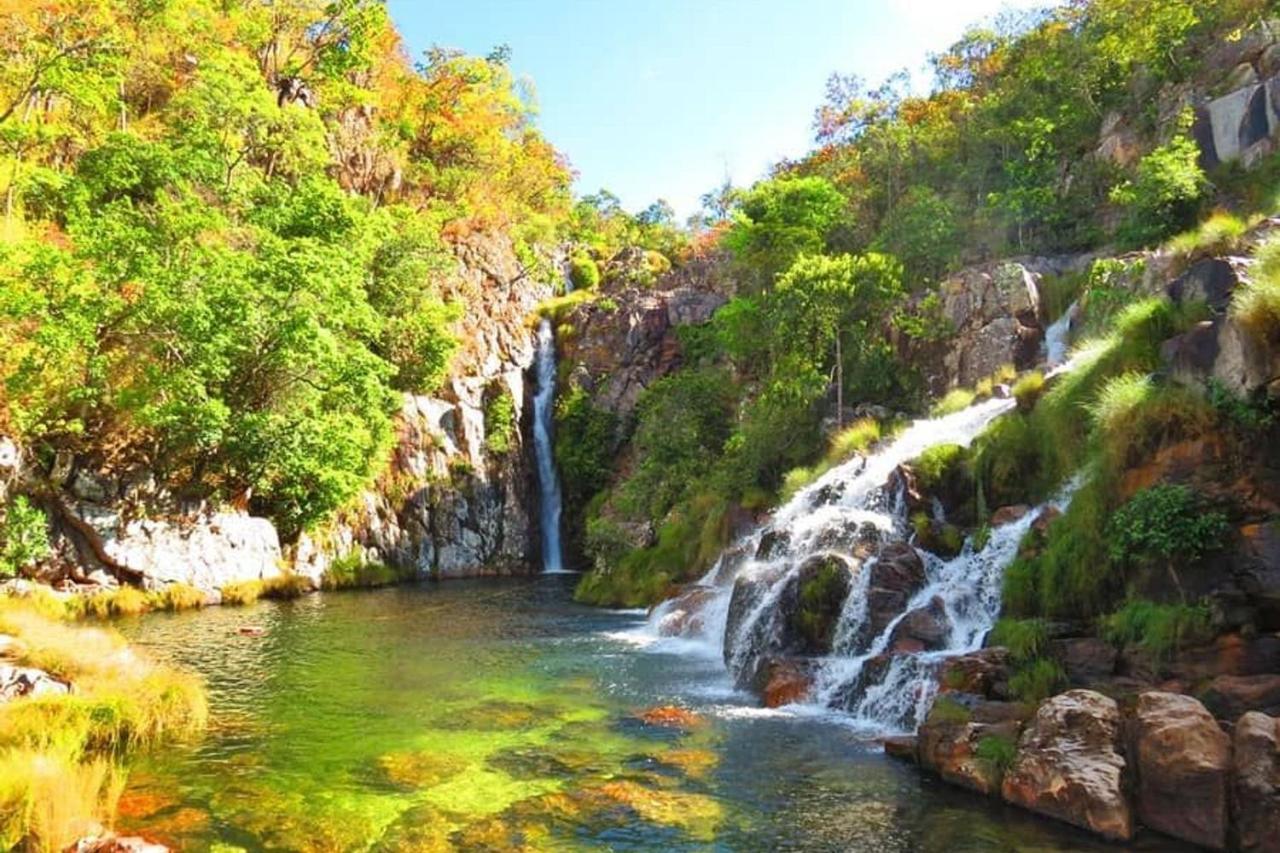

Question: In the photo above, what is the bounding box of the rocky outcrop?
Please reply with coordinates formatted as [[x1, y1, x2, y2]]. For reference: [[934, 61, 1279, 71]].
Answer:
[[1193, 19, 1280, 170], [917, 695, 1028, 796], [1232, 711, 1280, 853], [0, 662, 70, 702], [1001, 690, 1133, 841], [1130, 692, 1232, 850], [560, 285, 726, 418]]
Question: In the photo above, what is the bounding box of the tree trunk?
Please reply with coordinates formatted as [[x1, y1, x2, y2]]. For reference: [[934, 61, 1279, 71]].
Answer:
[[835, 333, 844, 431]]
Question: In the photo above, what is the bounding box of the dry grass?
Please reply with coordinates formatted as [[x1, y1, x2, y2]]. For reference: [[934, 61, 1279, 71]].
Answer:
[[0, 596, 207, 850], [260, 572, 312, 600], [148, 583, 206, 612], [219, 579, 264, 606]]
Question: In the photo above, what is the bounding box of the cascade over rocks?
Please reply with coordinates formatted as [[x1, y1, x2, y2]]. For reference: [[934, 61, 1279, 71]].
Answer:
[[1001, 690, 1133, 841], [1130, 692, 1232, 851]]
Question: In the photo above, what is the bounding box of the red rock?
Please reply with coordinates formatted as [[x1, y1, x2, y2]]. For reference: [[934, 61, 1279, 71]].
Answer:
[[990, 505, 1031, 526], [1131, 692, 1231, 851], [636, 706, 703, 729], [761, 659, 813, 708], [883, 735, 918, 762]]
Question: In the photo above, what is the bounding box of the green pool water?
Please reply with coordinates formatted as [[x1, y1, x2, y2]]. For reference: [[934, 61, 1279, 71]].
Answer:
[[116, 576, 1189, 851]]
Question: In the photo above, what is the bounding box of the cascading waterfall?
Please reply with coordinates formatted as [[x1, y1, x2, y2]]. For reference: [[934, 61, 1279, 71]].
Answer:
[[1043, 299, 1079, 369], [643, 391, 1080, 735], [532, 317, 567, 573]]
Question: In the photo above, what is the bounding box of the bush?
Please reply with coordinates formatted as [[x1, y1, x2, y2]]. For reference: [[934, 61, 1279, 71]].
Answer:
[[1101, 599, 1212, 657], [1107, 485, 1228, 597], [872, 186, 962, 288], [567, 251, 600, 290], [1111, 133, 1209, 249], [912, 444, 966, 490], [484, 387, 517, 456], [0, 496, 52, 579]]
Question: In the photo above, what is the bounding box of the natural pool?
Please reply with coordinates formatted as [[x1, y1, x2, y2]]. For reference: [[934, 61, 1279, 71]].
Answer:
[[116, 577, 1187, 851]]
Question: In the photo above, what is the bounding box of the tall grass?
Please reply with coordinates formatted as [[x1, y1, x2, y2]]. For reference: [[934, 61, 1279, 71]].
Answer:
[[1233, 235, 1280, 339], [828, 418, 881, 460], [1165, 210, 1254, 257]]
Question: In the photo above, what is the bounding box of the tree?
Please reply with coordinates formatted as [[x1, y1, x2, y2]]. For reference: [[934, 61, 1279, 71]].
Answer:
[[724, 175, 847, 289]]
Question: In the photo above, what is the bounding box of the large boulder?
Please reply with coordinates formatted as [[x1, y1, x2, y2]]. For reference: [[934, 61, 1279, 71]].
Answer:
[[888, 596, 952, 653], [938, 648, 1012, 700], [1232, 711, 1280, 853], [918, 694, 1028, 796], [860, 542, 927, 650], [654, 587, 720, 639], [1001, 690, 1133, 841], [1130, 692, 1231, 851], [1162, 314, 1279, 400], [1051, 637, 1118, 686], [1201, 674, 1280, 719]]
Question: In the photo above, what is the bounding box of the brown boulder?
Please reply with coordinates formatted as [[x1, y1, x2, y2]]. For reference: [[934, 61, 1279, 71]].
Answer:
[[1232, 711, 1280, 853], [1001, 690, 1133, 841], [864, 543, 926, 643], [1201, 674, 1280, 720], [888, 596, 951, 653], [883, 735, 918, 762], [1130, 692, 1231, 850], [918, 696, 1025, 796], [939, 648, 1012, 699], [990, 504, 1031, 526], [654, 587, 719, 638], [1051, 637, 1118, 685], [761, 658, 815, 708]]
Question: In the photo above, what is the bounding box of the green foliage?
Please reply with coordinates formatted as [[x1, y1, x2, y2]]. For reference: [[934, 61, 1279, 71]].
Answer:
[[895, 292, 954, 344], [1233, 236, 1280, 340], [1111, 133, 1210, 249], [829, 418, 881, 461], [790, 557, 849, 651], [0, 497, 51, 579], [927, 696, 972, 725], [567, 252, 601, 291], [1166, 210, 1254, 257], [1107, 484, 1228, 572], [1008, 658, 1066, 703], [149, 584, 206, 612], [975, 734, 1018, 775], [989, 618, 1048, 664], [1090, 374, 1214, 469], [321, 555, 410, 590], [724, 176, 847, 288], [872, 186, 962, 288], [1012, 371, 1046, 412], [484, 388, 517, 456], [1101, 599, 1213, 656], [931, 388, 976, 417], [913, 444, 967, 490]]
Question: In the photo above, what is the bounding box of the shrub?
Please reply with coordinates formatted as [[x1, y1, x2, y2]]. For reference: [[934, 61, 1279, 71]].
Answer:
[[1111, 132, 1209, 249], [931, 388, 976, 417], [219, 580, 264, 607], [1107, 485, 1228, 598], [1101, 599, 1212, 657], [149, 583, 206, 612], [567, 251, 600, 290], [828, 418, 880, 461], [1008, 658, 1065, 703], [780, 466, 820, 503], [484, 388, 517, 456], [0, 496, 52, 579]]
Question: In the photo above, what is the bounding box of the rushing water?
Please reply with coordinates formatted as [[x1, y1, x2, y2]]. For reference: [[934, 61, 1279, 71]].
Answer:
[[532, 318, 567, 573], [116, 579, 1179, 851], [1043, 300, 1079, 369]]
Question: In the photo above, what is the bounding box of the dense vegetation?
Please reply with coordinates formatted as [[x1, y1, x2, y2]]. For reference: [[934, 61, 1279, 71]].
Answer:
[[574, 0, 1280, 606], [0, 0, 571, 542]]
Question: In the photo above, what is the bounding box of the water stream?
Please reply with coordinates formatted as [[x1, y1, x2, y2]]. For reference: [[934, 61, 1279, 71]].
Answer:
[[532, 317, 567, 574]]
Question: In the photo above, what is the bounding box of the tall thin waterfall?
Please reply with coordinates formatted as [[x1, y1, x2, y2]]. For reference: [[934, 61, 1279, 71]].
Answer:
[[532, 318, 567, 573], [642, 394, 1079, 735], [1043, 299, 1079, 369]]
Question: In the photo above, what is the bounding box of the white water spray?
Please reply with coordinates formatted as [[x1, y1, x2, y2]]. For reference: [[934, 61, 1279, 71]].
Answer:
[[532, 317, 567, 573]]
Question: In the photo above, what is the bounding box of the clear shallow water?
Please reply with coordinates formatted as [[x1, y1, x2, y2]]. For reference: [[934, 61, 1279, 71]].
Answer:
[[118, 578, 1182, 851]]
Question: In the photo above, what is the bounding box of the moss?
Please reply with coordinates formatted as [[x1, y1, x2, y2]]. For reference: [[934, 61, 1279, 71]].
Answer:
[[974, 734, 1018, 776], [321, 555, 411, 590], [483, 387, 517, 456], [788, 556, 848, 652], [931, 388, 976, 417], [927, 696, 972, 725], [1011, 371, 1045, 413]]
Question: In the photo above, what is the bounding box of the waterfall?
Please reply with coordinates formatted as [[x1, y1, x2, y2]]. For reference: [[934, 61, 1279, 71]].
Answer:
[[1043, 300, 1079, 369], [641, 394, 1080, 735], [532, 317, 567, 573]]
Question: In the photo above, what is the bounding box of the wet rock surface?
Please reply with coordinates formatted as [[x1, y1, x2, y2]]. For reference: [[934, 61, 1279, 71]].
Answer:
[[1232, 711, 1280, 853]]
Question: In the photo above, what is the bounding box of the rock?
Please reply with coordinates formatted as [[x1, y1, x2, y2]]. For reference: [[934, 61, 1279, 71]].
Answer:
[[1166, 258, 1245, 312], [1237, 522, 1280, 630], [1001, 690, 1133, 841], [1130, 692, 1231, 850], [864, 543, 927, 646], [1050, 638, 1117, 686], [760, 658, 815, 708], [779, 554, 853, 655], [71, 469, 116, 503], [0, 436, 18, 471], [654, 587, 720, 638], [918, 695, 1025, 796], [635, 706, 704, 729], [1232, 711, 1280, 853], [883, 735, 918, 762], [1163, 313, 1278, 400], [939, 648, 1012, 700], [1201, 674, 1280, 719], [889, 596, 951, 653], [755, 528, 790, 561], [990, 505, 1031, 526], [0, 664, 71, 702]]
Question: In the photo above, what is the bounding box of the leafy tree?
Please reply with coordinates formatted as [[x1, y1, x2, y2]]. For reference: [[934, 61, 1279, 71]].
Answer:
[[0, 496, 51, 579], [1110, 132, 1208, 248], [873, 186, 961, 288], [724, 176, 847, 289]]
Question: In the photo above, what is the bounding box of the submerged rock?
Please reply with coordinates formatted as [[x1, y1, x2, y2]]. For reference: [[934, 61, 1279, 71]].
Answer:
[[1130, 692, 1231, 850], [1001, 690, 1133, 841]]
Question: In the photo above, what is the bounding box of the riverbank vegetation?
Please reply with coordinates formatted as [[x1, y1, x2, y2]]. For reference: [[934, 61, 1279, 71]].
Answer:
[[0, 594, 207, 850]]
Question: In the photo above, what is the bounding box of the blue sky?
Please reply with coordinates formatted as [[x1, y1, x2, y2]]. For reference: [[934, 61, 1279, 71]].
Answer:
[[388, 1, 1047, 219]]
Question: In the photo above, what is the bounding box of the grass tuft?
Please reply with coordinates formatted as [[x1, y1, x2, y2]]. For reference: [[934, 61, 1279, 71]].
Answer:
[[260, 572, 312, 600], [148, 583, 206, 612], [931, 387, 977, 417], [219, 579, 264, 607], [828, 418, 881, 461]]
